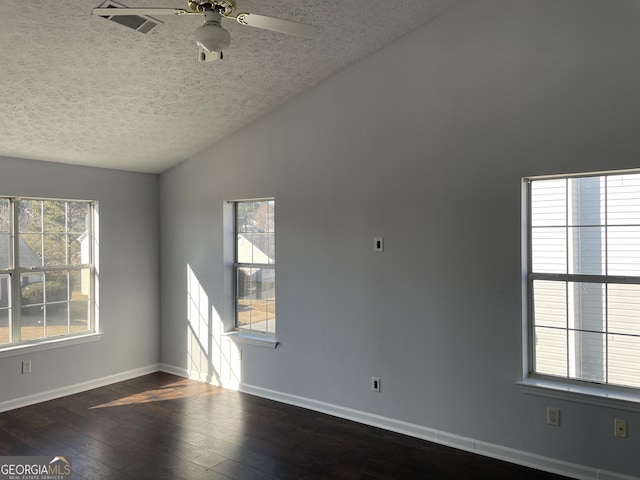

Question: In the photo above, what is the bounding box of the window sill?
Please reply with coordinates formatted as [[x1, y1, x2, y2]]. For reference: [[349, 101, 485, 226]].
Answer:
[[0, 332, 103, 359], [223, 331, 279, 349], [519, 377, 640, 412]]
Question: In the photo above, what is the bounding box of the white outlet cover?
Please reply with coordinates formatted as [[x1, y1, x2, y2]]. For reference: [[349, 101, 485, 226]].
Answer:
[[615, 419, 628, 438], [372, 377, 381, 392], [547, 407, 560, 426]]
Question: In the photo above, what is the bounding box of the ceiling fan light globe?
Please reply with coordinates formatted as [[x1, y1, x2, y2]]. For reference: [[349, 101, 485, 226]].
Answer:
[[194, 23, 231, 52]]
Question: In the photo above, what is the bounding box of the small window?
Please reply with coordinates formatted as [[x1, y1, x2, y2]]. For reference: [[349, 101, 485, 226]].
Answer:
[[233, 199, 275, 335], [0, 197, 97, 348], [526, 171, 640, 388]]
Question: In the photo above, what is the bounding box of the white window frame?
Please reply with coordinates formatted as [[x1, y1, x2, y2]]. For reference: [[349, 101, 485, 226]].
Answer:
[[522, 170, 640, 411], [0, 197, 99, 354], [228, 198, 276, 345]]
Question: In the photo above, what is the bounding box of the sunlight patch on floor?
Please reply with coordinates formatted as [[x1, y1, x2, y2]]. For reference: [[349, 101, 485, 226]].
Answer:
[[89, 380, 221, 409]]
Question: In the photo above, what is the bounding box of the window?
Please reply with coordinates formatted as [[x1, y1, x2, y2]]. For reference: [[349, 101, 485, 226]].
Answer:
[[526, 171, 640, 389], [233, 199, 275, 335], [0, 198, 96, 348]]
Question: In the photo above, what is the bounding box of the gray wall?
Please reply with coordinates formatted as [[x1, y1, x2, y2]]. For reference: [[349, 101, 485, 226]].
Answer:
[[159, 0, 640, 476], [0, 155, 160, 403]]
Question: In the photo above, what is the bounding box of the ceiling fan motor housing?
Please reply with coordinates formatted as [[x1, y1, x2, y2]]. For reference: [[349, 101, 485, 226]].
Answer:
[[188, 0, 236, 16]]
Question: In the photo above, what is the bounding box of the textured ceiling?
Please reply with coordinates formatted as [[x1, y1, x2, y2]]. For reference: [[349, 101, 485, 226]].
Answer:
[[0, 0, 462, 173]]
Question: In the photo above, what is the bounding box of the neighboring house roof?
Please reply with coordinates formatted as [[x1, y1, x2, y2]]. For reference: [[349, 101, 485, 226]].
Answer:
[[238, 234, 273, 264], [0, 234, 41, 268]]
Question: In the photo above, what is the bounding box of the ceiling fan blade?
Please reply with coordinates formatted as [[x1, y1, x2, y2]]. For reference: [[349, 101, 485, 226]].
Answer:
[[235, 13, 318, 39], [92, 7, 195, 16]]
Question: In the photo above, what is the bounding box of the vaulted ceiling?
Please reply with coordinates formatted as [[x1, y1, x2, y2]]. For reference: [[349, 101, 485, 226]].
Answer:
[[0, 0, 463, 173]]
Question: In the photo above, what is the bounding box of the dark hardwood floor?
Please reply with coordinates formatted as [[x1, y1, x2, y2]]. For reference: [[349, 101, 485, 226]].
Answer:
[[0, 372, 569, 479]]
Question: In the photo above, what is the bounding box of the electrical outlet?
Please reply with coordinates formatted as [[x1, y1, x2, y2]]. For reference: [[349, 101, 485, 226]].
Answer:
[[615, 419, 628, 438], [547, 407, 560, 426], [371, 377, 381, 392], [22, 360, 31, 374]]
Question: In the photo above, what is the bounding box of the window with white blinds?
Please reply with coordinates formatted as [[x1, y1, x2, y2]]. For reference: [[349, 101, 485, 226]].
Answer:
[[527, 172, 640, 389]]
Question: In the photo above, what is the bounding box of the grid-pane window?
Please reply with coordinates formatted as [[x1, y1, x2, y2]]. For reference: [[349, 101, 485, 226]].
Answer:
[[0, 197, 95, 348], [234, 200, 275, 335], [0, 199, 9, 345], [527, 172, 640, 388]]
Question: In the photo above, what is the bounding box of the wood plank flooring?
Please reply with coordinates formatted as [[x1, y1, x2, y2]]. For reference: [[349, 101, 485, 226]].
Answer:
[[0, 372, 569, 479]]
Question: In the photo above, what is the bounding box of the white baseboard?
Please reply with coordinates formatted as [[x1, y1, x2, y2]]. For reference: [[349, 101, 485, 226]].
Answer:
[[0, 364, 161, 413], [158, 363, 224, 386], [238, 383, 638, 480]]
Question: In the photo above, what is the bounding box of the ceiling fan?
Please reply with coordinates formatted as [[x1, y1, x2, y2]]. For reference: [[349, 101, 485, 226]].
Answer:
[[92, 0, 319, 62]]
